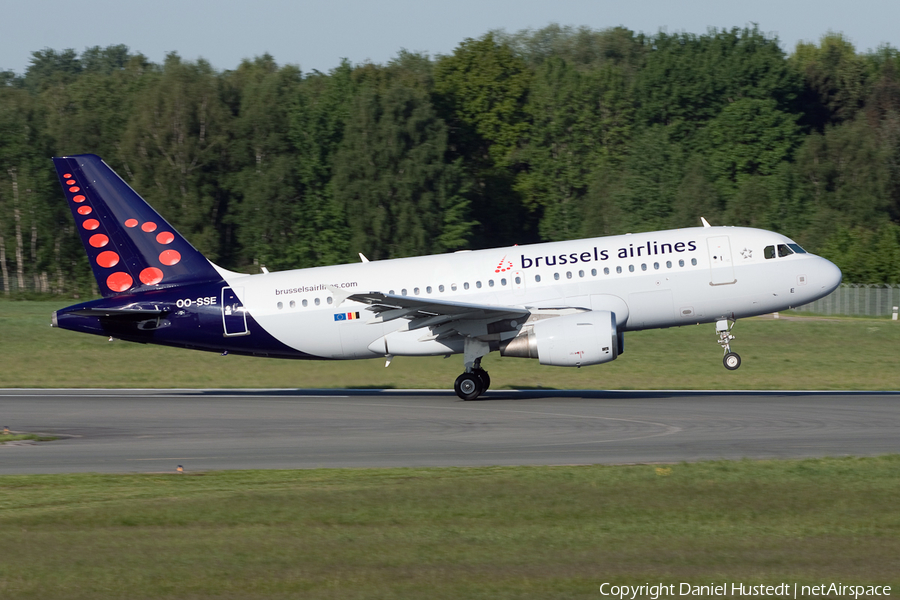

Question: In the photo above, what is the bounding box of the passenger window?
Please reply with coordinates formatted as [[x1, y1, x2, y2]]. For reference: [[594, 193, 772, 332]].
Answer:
[[290, 300, 296, 309], [501, 278, 507, 286], [554, 273, 560, 280], [778, 244, 793, 257], [401, 289, 407, 296], [464, 282, 469, 290], [514, 276, 521, 284], [450, 284, 456, 291], [628, 265, 635, 272], [426, 286, 432, 294], [277, 302, 283, 310], [566, 271, 572, 279], [653, 262, 659, 270], [603, 267, 609, 275], [535, 275, 541, 283], [691, 258, 698, 266], [414, 287, 420, 295], [591, 268, 598, 276], [439, 285, 445, 292], [666, 261, 672, 268], [315, 298, 320, 306], [476, 281, 482, 289], [679, 259, 685, 267], [488, 279, 494, 287], [641, 264, 647, 271], [389, 290, 395, 295], [616, 266, 622, 274], [326, 297, 333, 305], [302, 299, 308, 307], [579, 270, 585, 278], [764, 245, 776, 259]]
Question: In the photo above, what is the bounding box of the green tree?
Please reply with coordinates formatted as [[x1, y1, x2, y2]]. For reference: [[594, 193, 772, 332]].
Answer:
[[333, 75, 472, 259], [517, 57, 632, 240], [120, 54, 230, 259], [434, 33, 534, 247], [583, 126, 685, 235], [223, 55, 304, 270], [791, 33, 871, 130], [287, 60, 355, 266], [635, 27, 801, 143]]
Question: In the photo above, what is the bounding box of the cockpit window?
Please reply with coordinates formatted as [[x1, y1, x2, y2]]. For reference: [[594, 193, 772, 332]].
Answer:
[[788, 243, 807, 254], [778, 244, 793, 257], [764, 245, 776, 259]]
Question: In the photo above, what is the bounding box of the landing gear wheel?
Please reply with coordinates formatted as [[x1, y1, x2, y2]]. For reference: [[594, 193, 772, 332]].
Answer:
[[473, 368, 490, 392], [454, 372, 484, 400], [723, 352, 741, 370]]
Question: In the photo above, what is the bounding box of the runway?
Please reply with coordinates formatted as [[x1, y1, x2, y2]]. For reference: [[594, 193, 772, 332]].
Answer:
[[1, 389, 898, 474]]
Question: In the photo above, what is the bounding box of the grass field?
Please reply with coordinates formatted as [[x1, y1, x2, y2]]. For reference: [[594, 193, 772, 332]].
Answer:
[[2, 300, 898, 390], [0, 457, 897, 599]]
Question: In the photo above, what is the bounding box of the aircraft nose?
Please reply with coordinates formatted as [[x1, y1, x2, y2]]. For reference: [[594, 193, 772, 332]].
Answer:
[[817, 257, 842, 294]]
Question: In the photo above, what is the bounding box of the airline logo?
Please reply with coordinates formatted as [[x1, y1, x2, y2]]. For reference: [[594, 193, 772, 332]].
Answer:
[[334, 312, 361, 321], [494, 256, 514, 273]]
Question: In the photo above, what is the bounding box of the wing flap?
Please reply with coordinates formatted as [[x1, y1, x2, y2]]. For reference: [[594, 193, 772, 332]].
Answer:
[[345, 291, 529, 325]]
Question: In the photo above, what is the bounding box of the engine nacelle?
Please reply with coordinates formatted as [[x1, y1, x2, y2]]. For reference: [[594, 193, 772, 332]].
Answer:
[[499, 310, 619, 367]]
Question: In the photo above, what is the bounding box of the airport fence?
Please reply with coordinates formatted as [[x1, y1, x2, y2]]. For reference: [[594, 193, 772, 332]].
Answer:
[[794, 284, 900, 318]]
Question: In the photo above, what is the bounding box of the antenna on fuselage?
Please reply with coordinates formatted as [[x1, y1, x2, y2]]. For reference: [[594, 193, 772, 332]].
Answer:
[[700, 217, 711, 228]]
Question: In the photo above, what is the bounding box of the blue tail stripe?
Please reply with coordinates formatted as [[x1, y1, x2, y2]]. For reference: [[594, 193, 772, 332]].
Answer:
[[54, 154, 221, 296]]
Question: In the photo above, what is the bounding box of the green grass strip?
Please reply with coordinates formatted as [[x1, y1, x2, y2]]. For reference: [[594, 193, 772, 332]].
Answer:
[[0, 457, 898, 598], [2, 301, 900, 389]]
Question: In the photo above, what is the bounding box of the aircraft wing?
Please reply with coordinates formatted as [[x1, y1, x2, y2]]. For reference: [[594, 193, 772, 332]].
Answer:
[[343, 291, 529, 337]]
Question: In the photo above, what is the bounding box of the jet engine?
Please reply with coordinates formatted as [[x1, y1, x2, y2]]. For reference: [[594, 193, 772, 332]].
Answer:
[[499, 310, 618, 367]]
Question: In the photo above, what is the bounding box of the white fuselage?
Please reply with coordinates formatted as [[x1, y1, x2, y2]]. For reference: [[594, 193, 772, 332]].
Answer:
[[216, 226, 842, 360]]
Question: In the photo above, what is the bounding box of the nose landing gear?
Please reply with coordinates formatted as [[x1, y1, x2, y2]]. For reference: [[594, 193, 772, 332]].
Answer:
[[716, 319, 741, 370]]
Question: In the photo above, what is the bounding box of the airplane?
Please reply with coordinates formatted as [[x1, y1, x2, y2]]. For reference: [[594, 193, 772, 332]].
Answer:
[[51, 154, 842, 400]]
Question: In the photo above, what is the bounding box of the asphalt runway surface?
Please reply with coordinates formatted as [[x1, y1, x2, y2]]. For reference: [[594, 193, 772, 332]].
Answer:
[[1, 389, 898, 474]]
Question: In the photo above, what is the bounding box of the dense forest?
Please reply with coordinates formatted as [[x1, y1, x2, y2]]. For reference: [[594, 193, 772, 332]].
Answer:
[[2, 25, 900, 297]]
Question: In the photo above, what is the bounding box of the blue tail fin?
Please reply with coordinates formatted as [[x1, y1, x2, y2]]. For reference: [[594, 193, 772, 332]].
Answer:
[[53, 154, 223, 296]]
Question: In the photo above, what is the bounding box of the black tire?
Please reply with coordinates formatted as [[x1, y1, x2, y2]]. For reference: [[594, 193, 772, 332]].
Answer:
[[723, 352, 741, 370], [474, 368, 491, 392], [454, 372, 483, 400]]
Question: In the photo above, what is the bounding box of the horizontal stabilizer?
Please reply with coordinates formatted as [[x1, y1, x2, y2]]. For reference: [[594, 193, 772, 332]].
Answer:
[[63, 307, 167, 318]]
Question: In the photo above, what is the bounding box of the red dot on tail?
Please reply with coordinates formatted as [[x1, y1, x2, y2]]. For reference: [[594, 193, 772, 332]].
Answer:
[[96, 251, 119, 268], [106, 272, 133, 292], [124, 218, 138, 228], [139, 267, 164, 285], [83, 219, 100, 230], [63, 173, 72, 178], [69, 186, 80, 193], [77, 206, 92, 215], [156, 231, 175, 245], [89, 234, 108, 248], [142, 222, 157, 232], [73, 195, 86, 203], [66, 179, 76, 185], [159, 249, 181, 266]]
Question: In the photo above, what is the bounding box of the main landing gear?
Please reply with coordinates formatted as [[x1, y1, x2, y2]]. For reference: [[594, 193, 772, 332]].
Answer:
[[454, 364, 491, 401], [454, 338, 491, 400], [716, 319, 741, 370]]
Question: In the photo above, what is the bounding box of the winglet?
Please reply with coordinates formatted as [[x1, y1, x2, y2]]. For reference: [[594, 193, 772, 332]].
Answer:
[[359, 253, 369, 263], [327, 285, 355, 308], [701, 217, 711, 228]]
